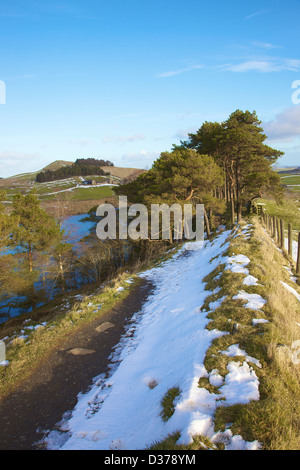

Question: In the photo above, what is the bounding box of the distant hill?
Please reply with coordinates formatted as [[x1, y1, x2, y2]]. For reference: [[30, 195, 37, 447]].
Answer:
[[0, 161, 147, 214], [101, 166, 146, 180], [41, 160, 74, 172], [277, 167, 300, 175]]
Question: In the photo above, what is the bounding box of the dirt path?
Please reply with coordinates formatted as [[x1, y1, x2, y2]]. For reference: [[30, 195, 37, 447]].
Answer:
[[0, 279, 154, 450]]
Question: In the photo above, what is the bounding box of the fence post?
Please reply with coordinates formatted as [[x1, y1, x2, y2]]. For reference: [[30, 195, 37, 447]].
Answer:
[[280, 219, 284, 250], [288, 223, 293, 257], [297, 233, 300, 275], [276, 218, 280, 246], [272, 216, 276, 238]]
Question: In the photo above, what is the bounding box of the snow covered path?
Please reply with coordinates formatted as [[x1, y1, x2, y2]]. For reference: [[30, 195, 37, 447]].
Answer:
[[45, 230, 260, 450]]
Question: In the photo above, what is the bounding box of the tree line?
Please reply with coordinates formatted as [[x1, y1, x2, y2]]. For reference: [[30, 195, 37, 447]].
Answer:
[[0, 190, 166, 321], [116, 109, 283, 236], [0, 109, 285, 320], [35, 158, 114, 183]]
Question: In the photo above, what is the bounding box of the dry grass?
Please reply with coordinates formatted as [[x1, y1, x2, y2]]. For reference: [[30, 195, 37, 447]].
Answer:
[[151, 217, 300, 450], [210, 219, 300, 450]]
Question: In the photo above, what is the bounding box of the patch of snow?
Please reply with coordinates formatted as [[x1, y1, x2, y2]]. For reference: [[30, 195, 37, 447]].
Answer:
[[252, 318, 269, 326], [284, 238, 298, 263], [283, 266, 297, 283], [225, 255, 250, 275], [220, 361, 260, 405], [220, 344, 262, 368], [243, 275, 260, 286], [233, 291, 267, 310], [0, 360, 9, 367], [280, 281, 300, 302], [208, 369, 224, 387]]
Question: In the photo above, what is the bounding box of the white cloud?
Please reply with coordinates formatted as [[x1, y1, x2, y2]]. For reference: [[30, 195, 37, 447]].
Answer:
[[0, 151, 43, 178], [119, 150, 159, 168], [251, 41, 282, 50], [223, 58, 300, 73], [157, 65, 203, 78], [263, 106, 300, 142], [245, 9, 271, 21], [69, 139, 90, 146], [173, 127, 198, 141], [102, 134, 146, 144]]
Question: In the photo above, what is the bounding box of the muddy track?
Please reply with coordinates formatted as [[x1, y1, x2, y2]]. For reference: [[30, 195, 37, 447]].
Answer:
[[0, 279, 154, 450]]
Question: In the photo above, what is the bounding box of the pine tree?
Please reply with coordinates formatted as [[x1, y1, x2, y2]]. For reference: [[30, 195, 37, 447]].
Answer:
[[117, 148, 225, 237], [11, 190, 66, 305]]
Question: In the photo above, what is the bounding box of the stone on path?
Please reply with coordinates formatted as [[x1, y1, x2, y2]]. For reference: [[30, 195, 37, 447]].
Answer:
[[67, 348, 96, 356], [95, 322, 115, 333]]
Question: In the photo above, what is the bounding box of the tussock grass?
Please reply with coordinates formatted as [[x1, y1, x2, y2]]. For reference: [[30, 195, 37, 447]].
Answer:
[[160, 387, 181, 422], [152, 217, 300, 450], [205, 218, 300, 450], [149, 431, 223, 450]]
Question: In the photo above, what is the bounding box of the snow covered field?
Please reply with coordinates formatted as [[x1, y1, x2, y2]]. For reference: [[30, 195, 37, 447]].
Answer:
[[44, 229, 262, 451]]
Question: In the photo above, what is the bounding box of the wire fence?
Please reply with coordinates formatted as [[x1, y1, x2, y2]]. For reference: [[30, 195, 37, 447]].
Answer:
[[260, 210, 300, 275]]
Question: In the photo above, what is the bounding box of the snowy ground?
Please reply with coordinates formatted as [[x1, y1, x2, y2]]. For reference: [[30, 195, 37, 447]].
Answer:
[[43, 229, 262, 451]]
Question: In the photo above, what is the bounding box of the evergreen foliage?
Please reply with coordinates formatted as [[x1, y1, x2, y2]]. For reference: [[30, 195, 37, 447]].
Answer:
[[35, 158, 114, 183]]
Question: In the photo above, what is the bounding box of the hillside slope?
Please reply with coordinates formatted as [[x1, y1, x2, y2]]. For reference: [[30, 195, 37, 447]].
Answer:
[[0, 162, 145, 214], [1, 218, 299, 450], [40, 219, 300, 450]]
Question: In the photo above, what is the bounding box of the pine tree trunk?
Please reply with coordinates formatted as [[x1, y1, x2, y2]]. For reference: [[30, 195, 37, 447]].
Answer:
[[204, 207, 211, 238], [236, 157, 242, 223]]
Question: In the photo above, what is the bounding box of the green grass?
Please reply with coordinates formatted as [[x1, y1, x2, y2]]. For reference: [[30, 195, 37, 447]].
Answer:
[[160, 387, 181, 422], [1, 174, 117, 204], [256, 197, 300, 233], [280, 174, 300, 186]]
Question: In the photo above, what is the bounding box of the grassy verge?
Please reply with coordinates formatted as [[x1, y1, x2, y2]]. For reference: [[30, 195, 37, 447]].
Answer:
[[149, 218, 300, 450], [204, 220, 300, 449]]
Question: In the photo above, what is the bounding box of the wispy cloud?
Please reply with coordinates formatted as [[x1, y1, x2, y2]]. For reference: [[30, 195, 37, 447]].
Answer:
[[0, 151, 42, 177], [120, 150, 158, 168], [69, 139, 91, 146], [263, 106, 300, 142], [173, 127, 198, 141], [251, 41, 282, 50], [222, 58, 300, 73], [245, 9, 271, 21], [102, 134, 146, 144], [157, 64, 203, 78]]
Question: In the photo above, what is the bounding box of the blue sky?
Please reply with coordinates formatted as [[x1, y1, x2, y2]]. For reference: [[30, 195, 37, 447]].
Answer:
[[0, 0, 300, 177]]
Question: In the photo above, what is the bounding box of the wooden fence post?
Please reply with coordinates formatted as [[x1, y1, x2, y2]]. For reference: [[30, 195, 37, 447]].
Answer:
[[297, 233, 300, 275], [280, 219, 284, 250], [288, 223, 293, 257], [276, 218, 280, 246]]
